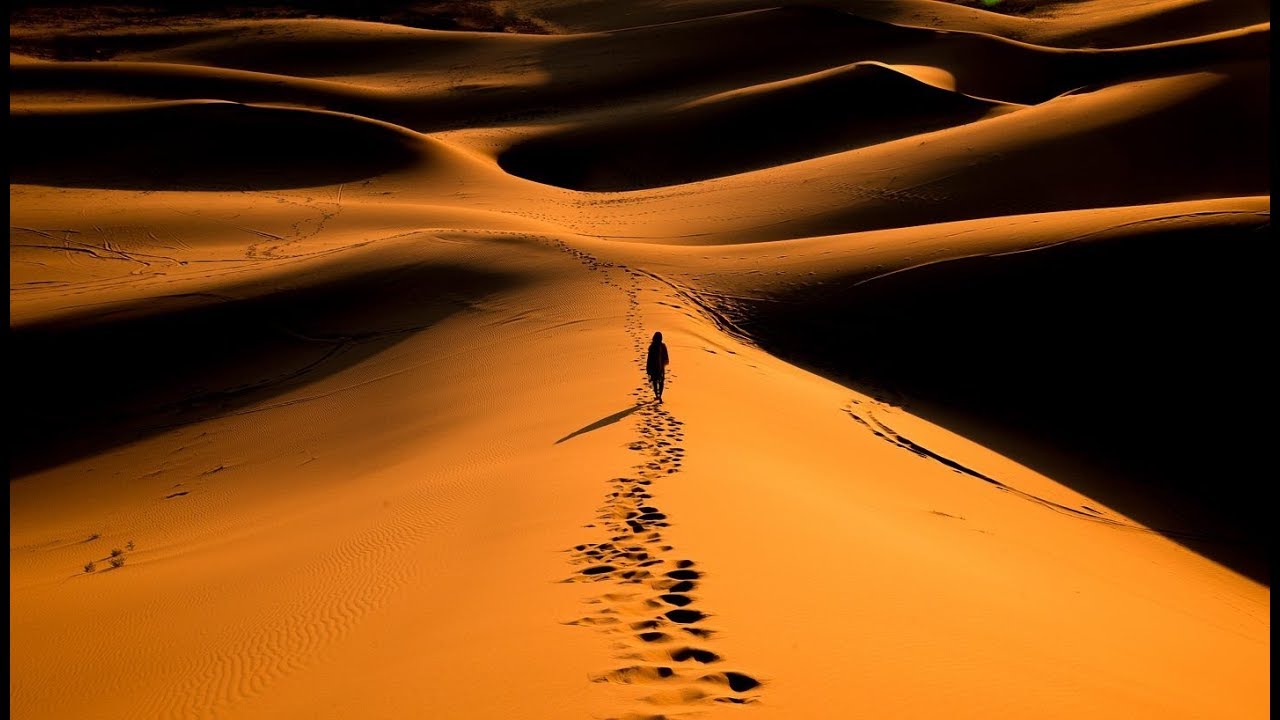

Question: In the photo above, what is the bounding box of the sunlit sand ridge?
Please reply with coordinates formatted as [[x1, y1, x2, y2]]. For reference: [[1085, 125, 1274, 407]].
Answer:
[[9, 1, 1269, 718]]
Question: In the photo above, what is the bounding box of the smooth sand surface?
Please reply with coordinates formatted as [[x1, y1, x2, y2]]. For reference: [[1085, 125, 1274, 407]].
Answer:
[[10, 2, 1269, 719]]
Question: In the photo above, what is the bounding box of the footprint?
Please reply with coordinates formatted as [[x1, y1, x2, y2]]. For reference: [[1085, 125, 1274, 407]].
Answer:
[[700, 671, 761, 693], [564, 616, 620, 627], [665, 609, 706, 624], [595, 666, 677, 684], [556, 318, 760, 709], [670, 647, 720, 663]]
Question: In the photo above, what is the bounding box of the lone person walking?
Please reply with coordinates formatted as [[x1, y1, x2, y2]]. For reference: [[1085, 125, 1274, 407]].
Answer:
[[646, 332, 670, 402]]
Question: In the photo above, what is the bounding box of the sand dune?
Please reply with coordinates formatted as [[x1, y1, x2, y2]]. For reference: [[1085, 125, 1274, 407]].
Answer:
[[11, 241, 531, 476], [9, 59, 383, 110], [501, 0, 1271, 47], [10, 1, 1269, 719], [12, 11, 1266, 124], [670, 200, 1273, 579], [1023, 0, 1272, 47], [523, 64, 1267, 243], [20, 60, 1265, 236], [10, 101, 438, 189], [499, 62, 1018, 190]]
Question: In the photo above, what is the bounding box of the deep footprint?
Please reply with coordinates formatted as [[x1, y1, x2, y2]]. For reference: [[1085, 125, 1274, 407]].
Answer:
[[665, 609, 707, 623], [596, 666, 677, 684], [670, 647, 721, 663], [559, 267, 760, 710], [701, 671, 762, 693]]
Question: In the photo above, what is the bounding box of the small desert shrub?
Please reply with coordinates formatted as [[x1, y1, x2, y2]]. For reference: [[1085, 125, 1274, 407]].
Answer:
[[110, 548, 124, 558], [125, 540, 135, 551], [109, 556, 126, 569], [84, 560, 96, 573]]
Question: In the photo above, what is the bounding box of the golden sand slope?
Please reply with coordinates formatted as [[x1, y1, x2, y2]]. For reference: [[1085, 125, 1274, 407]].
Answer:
[[10, 2, 1269, 719]]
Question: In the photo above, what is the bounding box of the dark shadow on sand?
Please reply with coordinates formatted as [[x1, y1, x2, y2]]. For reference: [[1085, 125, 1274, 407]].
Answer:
[[729, 217, 1272, 585], [556, 404, 646, 444], [10, 256, 525, 479], [10, 102, 422, 191]]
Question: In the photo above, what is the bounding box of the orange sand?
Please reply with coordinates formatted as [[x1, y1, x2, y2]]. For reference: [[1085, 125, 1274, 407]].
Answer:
[[10, 1, 1269, 718]]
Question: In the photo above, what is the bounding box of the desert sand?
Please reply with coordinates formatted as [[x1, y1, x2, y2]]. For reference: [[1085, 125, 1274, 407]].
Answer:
[[9, 1, 1269, 718]]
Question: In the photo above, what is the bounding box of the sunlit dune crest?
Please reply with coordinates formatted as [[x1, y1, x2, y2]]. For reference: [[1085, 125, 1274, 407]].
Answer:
[[9, 1, 1269, 718]]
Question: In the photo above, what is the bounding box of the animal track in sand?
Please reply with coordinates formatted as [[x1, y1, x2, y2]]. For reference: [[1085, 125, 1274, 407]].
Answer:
[[557, 249, 762, 712]]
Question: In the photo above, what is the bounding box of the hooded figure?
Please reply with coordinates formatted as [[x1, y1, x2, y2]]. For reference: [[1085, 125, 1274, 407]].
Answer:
[[646, 331, 670, 401]]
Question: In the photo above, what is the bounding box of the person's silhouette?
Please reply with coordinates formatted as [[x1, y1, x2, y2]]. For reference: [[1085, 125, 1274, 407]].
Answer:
[[646, 331, 670, 402]]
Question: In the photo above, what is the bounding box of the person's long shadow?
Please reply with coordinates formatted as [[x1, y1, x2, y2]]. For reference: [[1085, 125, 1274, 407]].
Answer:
[[556, 403, 647, 444]]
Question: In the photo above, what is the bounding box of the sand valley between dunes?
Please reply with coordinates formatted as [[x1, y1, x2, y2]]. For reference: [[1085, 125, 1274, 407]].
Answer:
[[9, 1, 1270, 718]]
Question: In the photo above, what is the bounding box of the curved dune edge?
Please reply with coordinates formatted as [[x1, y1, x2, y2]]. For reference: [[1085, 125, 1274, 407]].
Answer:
[[11, 188, 1269, 720], [9, 2, 1270, 720], [670, 200, 1273, 583], [29, 59, 1268, 243], [11, 11, 1269, 109], [478, 0, 1271, 48], [12, 0, 1264, 50], [8, 99, 516, 190], [497, 62, 1020, 191], [523, 64, 1267, 244]]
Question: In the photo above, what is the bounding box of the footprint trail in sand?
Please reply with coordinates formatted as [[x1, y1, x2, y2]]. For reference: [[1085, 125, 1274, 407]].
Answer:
[[557, 246, 762, 715]]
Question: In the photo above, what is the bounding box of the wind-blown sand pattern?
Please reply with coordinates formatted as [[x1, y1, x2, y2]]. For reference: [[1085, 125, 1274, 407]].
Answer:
[[9, 1, 1269, 719]]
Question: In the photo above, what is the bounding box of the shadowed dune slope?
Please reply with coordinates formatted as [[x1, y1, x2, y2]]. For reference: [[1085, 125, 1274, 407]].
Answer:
[[8, 60, 381, 109], [8, 0, 555, 38], [559, 63, 1267, 244], [479, 0, 1270, 48], [9, 245, 529, 478], [12, 11, 1269, 109], [526, 64, 1267, 244], [118, 21, 545, 80], [714, 209, 1272, 583], [7, 2, 1271, 719], [498, 62, 1017, 190], [7, 11, 1268, 179], [9, 19, 1267, 142], [786, 62, 1270, 237], [10, 101, 434, 190], [8, 0, 1271, 54], [10, 17, 496, 71], [1028, 0, 1272, 48]]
